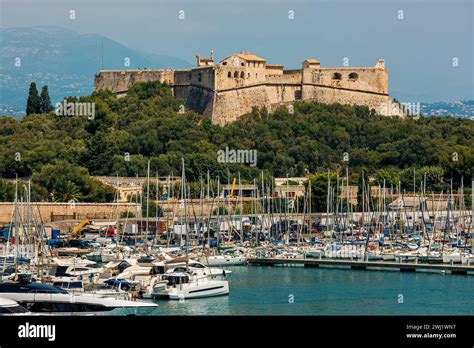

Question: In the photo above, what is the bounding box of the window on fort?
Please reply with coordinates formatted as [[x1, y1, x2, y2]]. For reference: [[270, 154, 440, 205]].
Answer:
[[241, 63, 244, 67], [332, 72, 342, 80], [248, 73, 250, 78], [198, 73, 202, 82], [349, 72, 358, 80], [234, 71, 239, 78], [253, 62, 256, 67], [228, 71, 231, 78], [256, 73, 258, 78], [223, 62, 227, 66], [240, 71, 245, 78]]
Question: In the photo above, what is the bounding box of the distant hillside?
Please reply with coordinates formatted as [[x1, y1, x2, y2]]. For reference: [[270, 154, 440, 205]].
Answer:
[[420, 100, 474, 119], [0, 26, 192, 118]]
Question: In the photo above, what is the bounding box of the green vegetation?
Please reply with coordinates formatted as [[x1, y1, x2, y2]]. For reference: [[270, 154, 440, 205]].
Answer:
[[26, 82, 41, 116], [0, 81, 473, 203], [39, 85, 54, 114], [26, 82, 53, 116]]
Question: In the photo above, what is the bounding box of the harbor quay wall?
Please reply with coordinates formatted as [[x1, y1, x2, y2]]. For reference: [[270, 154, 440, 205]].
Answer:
[[0, 199, 471, 230], [0, 202, 141, 224]]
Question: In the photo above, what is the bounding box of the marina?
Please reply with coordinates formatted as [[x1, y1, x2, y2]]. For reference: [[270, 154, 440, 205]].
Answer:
[[0, 160, 473, 316]]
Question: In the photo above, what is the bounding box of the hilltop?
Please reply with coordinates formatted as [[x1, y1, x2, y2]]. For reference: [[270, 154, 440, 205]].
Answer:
[[0, 81, 472, 203]]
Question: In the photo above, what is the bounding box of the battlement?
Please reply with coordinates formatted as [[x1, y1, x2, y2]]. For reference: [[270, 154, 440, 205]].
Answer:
[[93, 52, 401, 124]]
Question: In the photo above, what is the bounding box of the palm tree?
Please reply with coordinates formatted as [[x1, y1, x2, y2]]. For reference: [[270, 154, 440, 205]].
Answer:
[[53, 180, 81, 202]]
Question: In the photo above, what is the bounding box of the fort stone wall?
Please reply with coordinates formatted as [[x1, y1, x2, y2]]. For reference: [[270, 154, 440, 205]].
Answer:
[[94, 70, 174, 95], [303, 85, 391, 114], [212, 86, 269, 125], [173, 70, 192, 100], [93, 53, 401, 124]]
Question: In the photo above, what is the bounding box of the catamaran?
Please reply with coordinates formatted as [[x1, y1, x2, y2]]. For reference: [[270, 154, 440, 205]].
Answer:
[[151, 272, 229, 300]]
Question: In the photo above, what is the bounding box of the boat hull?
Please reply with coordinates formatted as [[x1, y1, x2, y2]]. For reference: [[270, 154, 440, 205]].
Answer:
[[200, 256, 246, 266], [168, 281, 229, 300]]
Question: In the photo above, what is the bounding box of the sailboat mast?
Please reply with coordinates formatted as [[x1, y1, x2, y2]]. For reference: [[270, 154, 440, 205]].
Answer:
[[471, 180, 474, 255], [115, 174, 120, 247], [145, 160, 151, 253], [181, 158, 188, 256]]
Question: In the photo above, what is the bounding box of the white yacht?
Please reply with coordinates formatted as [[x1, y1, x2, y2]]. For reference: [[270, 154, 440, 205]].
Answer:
[[87, 248, 119, 263], [0, 281, 157, 314], [151, 272, 229, 300], [381, 250, 397, 261], [199, 254, 246, 266], [50, 257, 96, 268], [365, 250, 384, 261], [394, 251, 417, 262], [304, 246, 325, 258], [168, 260, 232, 279], [0, 296, 31, 315], [442, 250, 464, 264]]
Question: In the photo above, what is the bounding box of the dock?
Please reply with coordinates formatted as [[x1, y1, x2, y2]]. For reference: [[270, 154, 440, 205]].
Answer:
[[247, 258, 474, 275]]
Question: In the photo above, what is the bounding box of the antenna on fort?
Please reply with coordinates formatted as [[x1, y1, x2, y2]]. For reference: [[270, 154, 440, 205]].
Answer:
[[210, 50, 214, 61]]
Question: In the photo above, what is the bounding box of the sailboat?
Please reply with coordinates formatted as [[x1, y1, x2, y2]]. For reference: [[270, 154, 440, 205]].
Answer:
[[151, 159, 230, 300]]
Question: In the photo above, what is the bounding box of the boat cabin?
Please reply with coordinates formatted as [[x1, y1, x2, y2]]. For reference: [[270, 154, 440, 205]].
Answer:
[[161, 273, 189, 286]]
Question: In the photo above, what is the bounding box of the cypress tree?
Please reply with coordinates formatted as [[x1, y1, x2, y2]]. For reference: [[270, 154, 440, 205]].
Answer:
[[26, 82, 41, 115], [40, 85, 54, 113]]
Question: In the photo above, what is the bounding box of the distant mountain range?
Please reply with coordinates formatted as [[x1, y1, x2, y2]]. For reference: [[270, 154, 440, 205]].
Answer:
[[0, 26, 192, 118]]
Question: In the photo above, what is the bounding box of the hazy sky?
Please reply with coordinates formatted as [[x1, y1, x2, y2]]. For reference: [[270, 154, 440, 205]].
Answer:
[[1, 0, 473, 102]]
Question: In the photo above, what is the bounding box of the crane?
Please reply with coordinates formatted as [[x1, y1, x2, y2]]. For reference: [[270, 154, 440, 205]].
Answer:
[[70, 217, 90, 239], [229, 177, 237, 199]]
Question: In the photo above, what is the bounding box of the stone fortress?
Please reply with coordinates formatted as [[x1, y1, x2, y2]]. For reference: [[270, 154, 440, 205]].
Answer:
[[94, 51, 403, 125]]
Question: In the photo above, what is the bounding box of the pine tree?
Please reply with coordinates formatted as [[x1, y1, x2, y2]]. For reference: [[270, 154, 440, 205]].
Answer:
[[26, 82, 41, 115], [39, 85, 54, 113]]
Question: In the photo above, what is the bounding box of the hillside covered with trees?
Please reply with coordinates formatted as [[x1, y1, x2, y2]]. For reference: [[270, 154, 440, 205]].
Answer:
[[0, 81, 472, 203]]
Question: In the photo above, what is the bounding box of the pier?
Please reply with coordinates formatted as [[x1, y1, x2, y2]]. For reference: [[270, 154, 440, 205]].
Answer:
[[247, 258, 474, 275]]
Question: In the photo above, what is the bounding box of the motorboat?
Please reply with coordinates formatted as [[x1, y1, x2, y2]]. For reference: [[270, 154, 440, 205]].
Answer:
[[168, 260, 232, 279], [86, 248, 119, 263], [381, 250, 396, 261], [365, 250, 383, 261], [50, 257, 96, 268], [304, 246, 325, 258], [0, 281, 157, 314], [394, 251, 417, 262], [0, 296, 31, 315], [151, 272, 229, 300], [52, 276, 84, 292], [442, 250, 464, 264], [199, 254, 246, 266]]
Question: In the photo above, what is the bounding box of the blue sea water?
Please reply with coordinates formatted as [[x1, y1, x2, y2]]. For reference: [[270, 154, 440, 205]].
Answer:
[[131, 266, 474, 316]]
